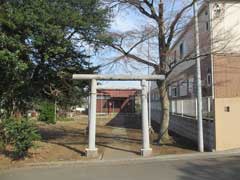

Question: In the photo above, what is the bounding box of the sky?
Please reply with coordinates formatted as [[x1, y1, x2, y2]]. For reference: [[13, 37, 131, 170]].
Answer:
[[91, 6, 151, 88]]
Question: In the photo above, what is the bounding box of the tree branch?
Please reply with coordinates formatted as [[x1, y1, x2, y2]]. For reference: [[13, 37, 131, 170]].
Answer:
[[166, 53, 209, 77], [125, 53, 158, 68], [143, 0, 158, 20], [118, 0, 158, 21]]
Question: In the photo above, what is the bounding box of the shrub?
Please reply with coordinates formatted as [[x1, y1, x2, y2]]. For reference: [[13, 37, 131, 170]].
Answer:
[[57, 116, 74, 122], [0, 140, 4, 152], [0, 137, 4, 152], [38, 101, 55, 124], [2, 118, 41, 159], [0, 121, 6, 152]]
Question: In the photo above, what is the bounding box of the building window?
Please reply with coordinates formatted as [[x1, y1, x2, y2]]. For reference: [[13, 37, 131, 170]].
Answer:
[[174, 50, 177, 63], [207, 68, 211, 87], [206, 22, 209, 31], [172, 87, 178, 97], [207, 73, 212, 86], [205, 10, 208, 16], [179, 43, 184, 59]]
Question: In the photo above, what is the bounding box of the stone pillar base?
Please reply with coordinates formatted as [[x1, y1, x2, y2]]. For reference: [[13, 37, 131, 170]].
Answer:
[[141, 148, 152, 157], [86, 148, 98, 158]]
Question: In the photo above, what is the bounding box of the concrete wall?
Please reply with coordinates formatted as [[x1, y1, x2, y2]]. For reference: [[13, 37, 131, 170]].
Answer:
[[213, 54, 240, 150], [151, 108, 215, 151], [170, 115, 215, 151], [215, 98, 240, 150]]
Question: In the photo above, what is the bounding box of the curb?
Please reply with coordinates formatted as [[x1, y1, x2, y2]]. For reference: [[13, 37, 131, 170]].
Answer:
[[24, 149, 240, 167], [1, 149, 240, 174]]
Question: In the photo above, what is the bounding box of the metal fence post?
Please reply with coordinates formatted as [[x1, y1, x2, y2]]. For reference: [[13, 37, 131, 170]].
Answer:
[[181, 100, 184, 117], [195, 98, 198, 118]]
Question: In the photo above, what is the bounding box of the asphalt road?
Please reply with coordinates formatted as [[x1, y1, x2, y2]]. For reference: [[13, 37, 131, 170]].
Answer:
[[1, 155, 240, 180]]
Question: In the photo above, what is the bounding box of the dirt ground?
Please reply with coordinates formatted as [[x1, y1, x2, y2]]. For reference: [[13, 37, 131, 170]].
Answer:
[[0, 114, 197, 170]]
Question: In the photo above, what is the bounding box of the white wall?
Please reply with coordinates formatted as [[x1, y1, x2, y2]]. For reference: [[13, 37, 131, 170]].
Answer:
[[211, 1, 240, 53]]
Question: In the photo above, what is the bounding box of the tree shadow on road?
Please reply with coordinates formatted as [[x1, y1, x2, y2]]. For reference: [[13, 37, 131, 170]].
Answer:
[[177, 156, 240, 180]]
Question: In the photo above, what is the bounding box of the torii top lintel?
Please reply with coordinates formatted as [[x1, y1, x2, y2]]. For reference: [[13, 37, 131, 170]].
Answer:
[[72, 74, 165, 81]]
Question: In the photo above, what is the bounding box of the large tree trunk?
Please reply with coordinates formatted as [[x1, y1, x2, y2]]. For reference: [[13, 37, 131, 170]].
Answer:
[[157, 80, 171, 144]]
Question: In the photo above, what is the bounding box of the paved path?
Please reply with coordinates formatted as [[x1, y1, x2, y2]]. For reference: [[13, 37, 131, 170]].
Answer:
[[101, 147, 139, 160], [101, 127, 139, 160], [1, 155, 240, 180]]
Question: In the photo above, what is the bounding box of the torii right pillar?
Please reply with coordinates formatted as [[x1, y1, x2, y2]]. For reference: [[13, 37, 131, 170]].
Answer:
[[141, 80, 152, 157]]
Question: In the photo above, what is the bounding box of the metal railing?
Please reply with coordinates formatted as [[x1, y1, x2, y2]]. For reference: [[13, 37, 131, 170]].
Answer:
[[170, 97, 214, 120]]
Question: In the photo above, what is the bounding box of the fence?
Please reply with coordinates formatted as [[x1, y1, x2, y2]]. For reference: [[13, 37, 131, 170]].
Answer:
[[170, 97, 214, 119]]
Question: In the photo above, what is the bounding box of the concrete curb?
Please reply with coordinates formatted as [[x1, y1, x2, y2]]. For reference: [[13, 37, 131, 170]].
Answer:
[[24, 149, 240, 168], [1, 149, 240, 174]]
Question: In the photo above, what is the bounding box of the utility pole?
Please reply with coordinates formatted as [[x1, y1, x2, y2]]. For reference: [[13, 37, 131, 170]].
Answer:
[[193, 1, 204, 152]]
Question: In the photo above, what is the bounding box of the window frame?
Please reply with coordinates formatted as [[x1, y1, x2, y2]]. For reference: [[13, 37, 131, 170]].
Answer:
[[179, 42, 184, 59], [207, 73, 212, 87]]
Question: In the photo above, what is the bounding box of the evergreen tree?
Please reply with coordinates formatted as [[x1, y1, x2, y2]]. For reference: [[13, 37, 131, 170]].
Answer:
[[0, 0, 110, 115]]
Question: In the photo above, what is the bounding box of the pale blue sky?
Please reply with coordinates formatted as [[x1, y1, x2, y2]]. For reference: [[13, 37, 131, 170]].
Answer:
[[91, 6, 152, 88]]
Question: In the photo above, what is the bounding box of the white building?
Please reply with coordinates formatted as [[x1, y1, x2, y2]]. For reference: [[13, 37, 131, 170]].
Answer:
[[151, 0, 240, 151]]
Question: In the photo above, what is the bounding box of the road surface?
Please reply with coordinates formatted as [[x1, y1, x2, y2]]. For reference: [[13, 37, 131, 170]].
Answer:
[[1, 155, 240, 180]]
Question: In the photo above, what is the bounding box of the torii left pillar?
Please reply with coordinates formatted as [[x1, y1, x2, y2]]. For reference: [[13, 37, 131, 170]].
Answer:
[[86, 79, 98, 157]]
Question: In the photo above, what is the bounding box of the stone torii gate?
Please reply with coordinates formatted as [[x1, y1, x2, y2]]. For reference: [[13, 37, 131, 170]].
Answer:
[[72, 74, 165, 157]]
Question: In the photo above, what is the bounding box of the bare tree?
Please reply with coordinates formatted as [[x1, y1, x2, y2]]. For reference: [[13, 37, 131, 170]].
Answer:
[[101, 0, 198, 144]]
